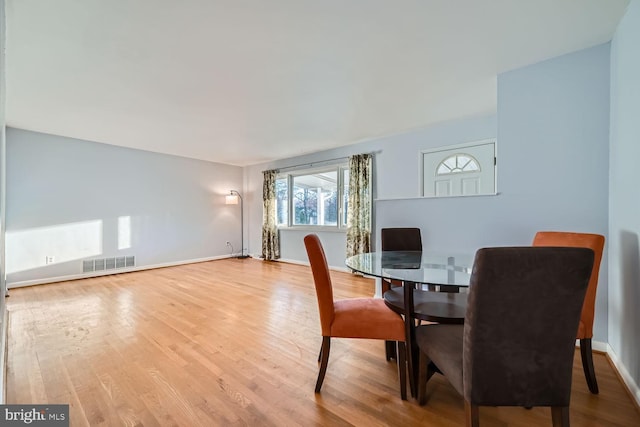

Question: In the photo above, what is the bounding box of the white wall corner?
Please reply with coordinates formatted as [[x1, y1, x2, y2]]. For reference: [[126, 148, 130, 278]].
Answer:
[[606, 343, 640, 408]]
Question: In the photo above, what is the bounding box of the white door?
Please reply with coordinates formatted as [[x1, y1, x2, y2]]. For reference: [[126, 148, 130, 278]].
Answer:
[[422, 141, 495, 197]]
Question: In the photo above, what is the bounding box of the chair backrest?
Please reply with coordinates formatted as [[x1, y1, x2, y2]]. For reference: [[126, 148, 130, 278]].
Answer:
[[381, 228, 422, 251], [532, 231, 605, 339], [304, 234, 335, 336], [463, 247, 594, 408]]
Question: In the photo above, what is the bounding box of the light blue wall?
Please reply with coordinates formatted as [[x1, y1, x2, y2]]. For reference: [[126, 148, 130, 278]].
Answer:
[[244, 114, 496, 269], [609, 0, 640, 401], [377, 44, 610, 342], [247, 44, 612, 344], [495, 43, 611, 342], [6, 128, 243, 286]]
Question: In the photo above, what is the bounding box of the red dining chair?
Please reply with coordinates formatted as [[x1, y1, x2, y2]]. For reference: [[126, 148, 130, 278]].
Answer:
[[304, 234, 407, 399], [532, 231, 605, 394]]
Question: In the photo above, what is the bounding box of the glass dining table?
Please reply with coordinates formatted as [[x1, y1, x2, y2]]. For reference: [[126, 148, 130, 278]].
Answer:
[[345, 250, 474, 398]]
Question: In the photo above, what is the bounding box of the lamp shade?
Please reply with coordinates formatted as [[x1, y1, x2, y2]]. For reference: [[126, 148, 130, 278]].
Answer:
[[225, 194, 239, 205]]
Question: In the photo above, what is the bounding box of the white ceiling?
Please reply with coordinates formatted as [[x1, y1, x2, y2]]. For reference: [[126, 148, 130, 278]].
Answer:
[[5, 0, 629, 166]]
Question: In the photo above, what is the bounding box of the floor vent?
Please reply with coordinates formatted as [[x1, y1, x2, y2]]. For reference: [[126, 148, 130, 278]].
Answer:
[[83, 256, 135, 273]]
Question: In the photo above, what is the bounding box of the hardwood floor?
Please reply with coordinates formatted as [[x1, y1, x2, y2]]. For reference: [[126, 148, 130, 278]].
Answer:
[[6, 258, 640, 426]]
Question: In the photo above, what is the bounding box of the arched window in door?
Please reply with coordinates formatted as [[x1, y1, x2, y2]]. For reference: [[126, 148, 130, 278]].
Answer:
[[436, 154, 480, 175], [422, 140, 496, 197]]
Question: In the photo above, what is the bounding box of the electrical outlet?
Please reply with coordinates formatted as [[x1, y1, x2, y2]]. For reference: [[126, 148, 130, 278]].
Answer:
[[45, 256, 55, 264]]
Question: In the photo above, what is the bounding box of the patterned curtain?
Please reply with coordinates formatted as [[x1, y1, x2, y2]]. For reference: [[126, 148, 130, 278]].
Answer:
[[346, 153, 372, 257], [261, 169, 280, 260]]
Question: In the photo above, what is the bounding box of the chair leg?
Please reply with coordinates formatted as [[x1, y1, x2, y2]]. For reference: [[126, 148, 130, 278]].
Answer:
[[385, 340, 397, 361], [417, 350, 429, 405], [397, 341, 407, 400], [315, 336, 331, 393], [551, 406, 570, 427], [580, 338, 599, 394], [464, 401, 479, 427]]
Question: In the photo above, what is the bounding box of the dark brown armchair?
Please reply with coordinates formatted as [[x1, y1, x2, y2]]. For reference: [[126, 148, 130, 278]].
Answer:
[[416, 247, 594, 426]]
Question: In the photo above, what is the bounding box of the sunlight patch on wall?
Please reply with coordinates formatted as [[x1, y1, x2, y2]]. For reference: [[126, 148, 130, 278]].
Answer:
[[6, 220, 103, 274], [118, 216, 131, 250]]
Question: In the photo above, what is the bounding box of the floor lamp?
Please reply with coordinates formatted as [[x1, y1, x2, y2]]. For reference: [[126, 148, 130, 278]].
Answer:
[[225, 190, 249, 259]]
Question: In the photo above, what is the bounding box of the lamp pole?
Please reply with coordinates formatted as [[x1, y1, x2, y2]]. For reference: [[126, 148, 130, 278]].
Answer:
[[230, 190, 249, 259]]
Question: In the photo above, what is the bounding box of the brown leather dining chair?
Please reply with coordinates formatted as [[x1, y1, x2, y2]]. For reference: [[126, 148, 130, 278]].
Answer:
[[533, 231, 605, 394], [380, 227, 422, 292], [381, 227, 461, 293], [304, 234, 407, 399], [380, 227, 422, 360], [416, 247, 594, 427]]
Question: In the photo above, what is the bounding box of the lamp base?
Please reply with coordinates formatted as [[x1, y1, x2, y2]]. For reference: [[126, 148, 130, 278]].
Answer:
[[236, 255, 250, 259]]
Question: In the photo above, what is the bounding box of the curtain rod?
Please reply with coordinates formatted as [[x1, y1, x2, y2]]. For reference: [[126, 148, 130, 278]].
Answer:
[[265, 156, 349, 174], [263, 152, 376, 174]]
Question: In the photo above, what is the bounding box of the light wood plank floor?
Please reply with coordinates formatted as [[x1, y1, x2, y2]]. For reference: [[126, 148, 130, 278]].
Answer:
[[6, 259, 640, 426]]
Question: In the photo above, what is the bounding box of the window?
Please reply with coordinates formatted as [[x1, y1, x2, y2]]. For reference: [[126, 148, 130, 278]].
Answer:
[[422, 140, 496, 197], [276, 164, 349, 229], [436, 154, 480, 175]]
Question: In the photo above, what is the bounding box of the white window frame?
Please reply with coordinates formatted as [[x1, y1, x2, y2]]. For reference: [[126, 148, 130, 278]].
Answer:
[[276, 163, 349, 230]]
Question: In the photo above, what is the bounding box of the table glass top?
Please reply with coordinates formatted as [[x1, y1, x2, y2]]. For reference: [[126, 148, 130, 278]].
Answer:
[[345, 251, 474, 287]]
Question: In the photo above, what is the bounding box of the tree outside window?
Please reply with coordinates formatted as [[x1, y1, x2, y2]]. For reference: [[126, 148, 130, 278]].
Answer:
[[275, 166, 347, 228]]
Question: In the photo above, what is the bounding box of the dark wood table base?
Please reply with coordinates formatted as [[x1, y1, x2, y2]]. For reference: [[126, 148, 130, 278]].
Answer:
[[384, 286, 468, 397], [384, 287, 467, 323]]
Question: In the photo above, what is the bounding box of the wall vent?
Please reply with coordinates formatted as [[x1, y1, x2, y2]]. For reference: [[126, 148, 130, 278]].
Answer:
[[82, 256, 136, 273]]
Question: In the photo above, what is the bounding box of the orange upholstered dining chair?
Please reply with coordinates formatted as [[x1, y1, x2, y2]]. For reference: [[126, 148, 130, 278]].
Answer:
[[532, 231, 605, 394], [304, 234, 407, 399]]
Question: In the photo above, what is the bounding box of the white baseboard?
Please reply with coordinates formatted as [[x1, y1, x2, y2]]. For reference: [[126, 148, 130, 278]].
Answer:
[[591, 339, 608, 353], [606, 343, 640, 408], [6, 254, 237, 289]]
